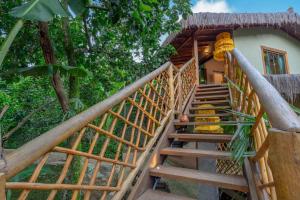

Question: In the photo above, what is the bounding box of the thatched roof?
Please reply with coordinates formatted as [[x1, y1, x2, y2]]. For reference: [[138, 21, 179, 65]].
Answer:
[[164, 9, 300, 47], [264, 74, 300, 104]]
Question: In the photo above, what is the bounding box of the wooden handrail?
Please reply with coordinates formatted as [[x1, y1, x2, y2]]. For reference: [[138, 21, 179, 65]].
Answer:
[[0, 61, 172, 179], [232, 48, 300, 132]]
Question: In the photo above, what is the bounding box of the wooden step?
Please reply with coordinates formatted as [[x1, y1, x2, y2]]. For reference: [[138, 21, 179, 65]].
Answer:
[[137, 189, 195, 200], [174, 121, 252, 126], [195, 90, 229, 96], [168, 133, 233, 143], [189, 106, 231, 111], [150, 166, 248, 192], [192, 100, 230, 105], [160, 148, 232, 159], [196, 87, 228, 92], [198, 84, 227, 88], [194, 94, 229, 100], [187, 113, 232, 118]]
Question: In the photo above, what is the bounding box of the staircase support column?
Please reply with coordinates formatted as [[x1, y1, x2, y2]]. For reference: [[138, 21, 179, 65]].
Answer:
[[167, 65, 175, 109], [268, 128, 300, 200], [193, 36, 199, 84]]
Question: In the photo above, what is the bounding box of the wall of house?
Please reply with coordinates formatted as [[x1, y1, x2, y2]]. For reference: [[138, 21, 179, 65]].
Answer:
[[233, 27, 300, 74], [204, 59, 224, 83]]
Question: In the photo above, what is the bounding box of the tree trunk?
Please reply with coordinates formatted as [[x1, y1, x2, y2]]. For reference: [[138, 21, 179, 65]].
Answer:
[[38, 22, 69, 113], [61, 1, 80, 99]]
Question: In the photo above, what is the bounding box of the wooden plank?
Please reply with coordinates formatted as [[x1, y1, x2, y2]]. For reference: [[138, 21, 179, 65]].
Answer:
[[196, 87, 228, 92], [137, 189, 195, 200], [198, 84, 227, 88], [243, 158, 259, 200], [189, 106, 231, 111], [160, 148, 232, 159], [174, 121, 253, 126], [187, 113, 232, 118], [194, 94, 229, 100], [193, 36, 199, 83], [195, 90, 229, 96], [168, 133, 233, 143], [192, 100, 230, 105], [150, 166, 249, 192], [0, 173, 5, 200], [267, 128, 300, 200]]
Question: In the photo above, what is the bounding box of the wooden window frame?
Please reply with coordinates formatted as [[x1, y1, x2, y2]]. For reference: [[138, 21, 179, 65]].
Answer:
[[261, 45, 290, 74]]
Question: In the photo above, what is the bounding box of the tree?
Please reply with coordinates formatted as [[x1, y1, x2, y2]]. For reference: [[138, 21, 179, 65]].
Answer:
[[0, 0, 191, 147]]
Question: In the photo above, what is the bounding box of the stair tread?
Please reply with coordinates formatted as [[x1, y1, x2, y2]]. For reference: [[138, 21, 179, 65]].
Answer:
[[137, 189, 195, 200], [150, 166, 248, 192], [168, 133, 233, 142], [198, 84, 227, 88], [160, 147, 232, 159], [196, 87, 228, 92], [195, 90, 229, 96], [174, 121, 252, 126], [195, 94, 229, 99], [187, 113, 232, 117], [189, 106, 231, 110], [192, 100, 230, 105]]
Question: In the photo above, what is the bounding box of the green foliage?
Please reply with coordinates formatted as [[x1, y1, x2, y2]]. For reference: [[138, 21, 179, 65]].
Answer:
[[18, 64, 88, 77], [9, 0, 67, 22], [0, 0, 191, 149], [223, 110, 257, 165], [290, 104, 300, 115]]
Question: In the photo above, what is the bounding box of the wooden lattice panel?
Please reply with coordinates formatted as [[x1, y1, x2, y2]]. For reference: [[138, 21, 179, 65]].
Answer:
[[5, 68, 173, 200], [2, 60, 198, 200]]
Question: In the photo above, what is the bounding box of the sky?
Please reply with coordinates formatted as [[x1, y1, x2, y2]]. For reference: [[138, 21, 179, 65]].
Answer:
[[190, 0, 300, 13]]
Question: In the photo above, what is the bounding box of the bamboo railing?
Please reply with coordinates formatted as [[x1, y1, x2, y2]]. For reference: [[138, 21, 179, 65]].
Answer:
[[0, 59, 197, 199], [226, 48, 300, 200]]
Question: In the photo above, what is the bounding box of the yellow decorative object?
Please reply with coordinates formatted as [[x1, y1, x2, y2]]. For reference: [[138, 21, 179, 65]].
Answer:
[[213, 32, 235, 61], [194, 104, 224, 134]]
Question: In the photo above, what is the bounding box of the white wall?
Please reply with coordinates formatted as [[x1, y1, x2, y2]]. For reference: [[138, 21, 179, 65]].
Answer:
[[233, 28, 300, 74]]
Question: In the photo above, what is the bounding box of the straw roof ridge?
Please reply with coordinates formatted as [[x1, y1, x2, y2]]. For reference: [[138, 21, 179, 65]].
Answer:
[[164, 11, 300, 46]]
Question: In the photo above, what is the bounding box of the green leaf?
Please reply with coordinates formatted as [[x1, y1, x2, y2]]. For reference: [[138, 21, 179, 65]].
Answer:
[[0, 20, 24, 69], [9, 0, 68, 22], [139, 3, 152, 12], [68, 0, 87, 16]]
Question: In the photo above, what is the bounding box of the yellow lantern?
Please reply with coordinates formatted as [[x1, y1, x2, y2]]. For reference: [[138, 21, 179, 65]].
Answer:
[[213, 32, 235, 61]]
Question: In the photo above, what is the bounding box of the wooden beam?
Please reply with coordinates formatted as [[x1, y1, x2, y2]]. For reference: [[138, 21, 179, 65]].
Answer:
[[176, 37, 192, 52], [243, 158, 259, 200], [267, 128, 300, 200], [193, 36, 199, 83]]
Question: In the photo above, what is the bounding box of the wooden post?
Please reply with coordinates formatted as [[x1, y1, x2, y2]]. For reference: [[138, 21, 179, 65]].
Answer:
[[193, 36, 199, 84], [0, 173, 6, 200], [167, 65, 175, 110], [268, 128, 300, 200], [178, 72, 183, 113]]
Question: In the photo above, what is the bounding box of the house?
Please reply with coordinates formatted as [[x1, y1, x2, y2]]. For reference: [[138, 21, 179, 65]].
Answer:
[[163, 8, 300, 85]]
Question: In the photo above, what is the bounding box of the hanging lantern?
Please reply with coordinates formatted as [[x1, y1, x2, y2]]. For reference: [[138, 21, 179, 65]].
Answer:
[[213, 32, 235, 61]]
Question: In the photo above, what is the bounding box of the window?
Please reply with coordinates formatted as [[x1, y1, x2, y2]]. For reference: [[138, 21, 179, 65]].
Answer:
[[261, 46, 289, 74]]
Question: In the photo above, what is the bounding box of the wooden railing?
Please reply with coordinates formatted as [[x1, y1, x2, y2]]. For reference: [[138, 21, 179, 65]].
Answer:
[[0, 59, 197, 199], [226, 48, 300, 200]]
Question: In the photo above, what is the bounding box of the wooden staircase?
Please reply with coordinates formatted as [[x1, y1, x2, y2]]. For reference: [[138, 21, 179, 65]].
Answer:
[[134, 84, 250, 200]]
